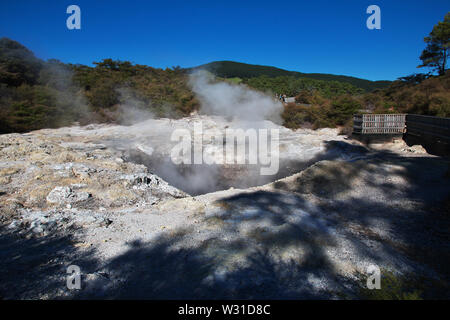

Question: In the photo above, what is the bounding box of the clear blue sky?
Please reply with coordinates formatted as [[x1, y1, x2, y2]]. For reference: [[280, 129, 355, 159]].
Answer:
[[0, 0, 448, 81]]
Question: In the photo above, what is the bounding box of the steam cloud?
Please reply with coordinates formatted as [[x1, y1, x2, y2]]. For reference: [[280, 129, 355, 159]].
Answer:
[[116, 88, 155, 125], [42, 61, 91, 123], [189, 70, 283, 123], [102, 71, 287, 195]]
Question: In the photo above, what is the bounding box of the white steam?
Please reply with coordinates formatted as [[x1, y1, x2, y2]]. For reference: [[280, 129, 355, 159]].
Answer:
[[116, 88, 155, 125], [189, 70, 283, 123], [99, 71, 287, 195]]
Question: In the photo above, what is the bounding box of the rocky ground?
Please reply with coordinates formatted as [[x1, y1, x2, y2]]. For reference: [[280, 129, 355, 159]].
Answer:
[[0, 116, 449, 299]]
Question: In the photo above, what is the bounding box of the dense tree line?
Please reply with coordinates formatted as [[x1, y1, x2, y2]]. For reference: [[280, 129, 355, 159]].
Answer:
[[280, 69, 450, 131], [281, 71, 450, 132], [0, 38, 199, 133], [244, 75, 364, 98], [190, 61, 391, 92]]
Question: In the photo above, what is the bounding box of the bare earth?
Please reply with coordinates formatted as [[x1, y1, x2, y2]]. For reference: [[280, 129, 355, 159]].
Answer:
[[0, 116, 449, 299]]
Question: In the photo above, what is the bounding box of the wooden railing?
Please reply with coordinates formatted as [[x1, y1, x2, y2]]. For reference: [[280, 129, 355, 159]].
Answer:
[[405, 114, 450, 141], [353, 114, 406, 134]]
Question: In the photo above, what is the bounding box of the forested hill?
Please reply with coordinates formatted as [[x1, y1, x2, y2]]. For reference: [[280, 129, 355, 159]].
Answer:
[[0, 37, 199, 133], [1, 37, 447, 135], [189, 61, 391, 92]]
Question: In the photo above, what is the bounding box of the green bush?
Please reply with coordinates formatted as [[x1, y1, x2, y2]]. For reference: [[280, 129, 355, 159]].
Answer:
[[86, 80, 119, 109], [328, 95, 361, 125]]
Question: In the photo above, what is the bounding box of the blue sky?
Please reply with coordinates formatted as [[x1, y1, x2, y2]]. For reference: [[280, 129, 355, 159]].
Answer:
[[0, 0, 448, 81]]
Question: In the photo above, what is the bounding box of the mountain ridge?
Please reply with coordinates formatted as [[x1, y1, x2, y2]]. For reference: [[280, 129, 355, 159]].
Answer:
[[188, 60, 392, 92]]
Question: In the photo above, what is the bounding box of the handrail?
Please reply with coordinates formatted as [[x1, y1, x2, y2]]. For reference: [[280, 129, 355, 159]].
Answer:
[[353, 114, 450, 140]]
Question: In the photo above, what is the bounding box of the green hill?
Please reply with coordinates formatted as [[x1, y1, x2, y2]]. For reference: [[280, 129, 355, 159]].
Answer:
[[189, 61, 391, 92], [0, 37, 198, 133]]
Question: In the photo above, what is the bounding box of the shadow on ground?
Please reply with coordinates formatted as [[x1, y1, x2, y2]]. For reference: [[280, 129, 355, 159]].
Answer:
[[1, 141, 449, 299], [0, 224, 98, 299]]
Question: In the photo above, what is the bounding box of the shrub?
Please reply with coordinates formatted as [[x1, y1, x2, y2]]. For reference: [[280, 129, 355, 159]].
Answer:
[[282, 103, 315, 129], [328, 95, 361, 125], [295, 90, 313, 104]]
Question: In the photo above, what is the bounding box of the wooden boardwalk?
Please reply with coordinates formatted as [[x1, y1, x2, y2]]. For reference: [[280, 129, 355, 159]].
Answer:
[[405, 114, 450, 141], [353, 114, 406, 135], [353, 113, 450, 155]]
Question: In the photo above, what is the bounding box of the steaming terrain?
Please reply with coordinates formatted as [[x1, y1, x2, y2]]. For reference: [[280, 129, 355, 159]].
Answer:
[[1, 114, 449, 299]]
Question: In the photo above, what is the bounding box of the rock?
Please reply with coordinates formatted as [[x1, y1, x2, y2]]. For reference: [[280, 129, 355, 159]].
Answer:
[[46, 186, 91, 205], [0, 199, 24, 222], [403, 144, 427, 154], [72, 164, 96, 178], [135, 143, 154, 156], [46, 187, 71, 203], [99, 218, 113, 228]]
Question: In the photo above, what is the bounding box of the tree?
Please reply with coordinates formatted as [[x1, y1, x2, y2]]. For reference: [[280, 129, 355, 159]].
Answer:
[[398, 73, 430, 85], [328, 95, 361, 125], [295, 90, 313, 104], [418, 13, 450, 76], [0, 37, 42, 86]]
